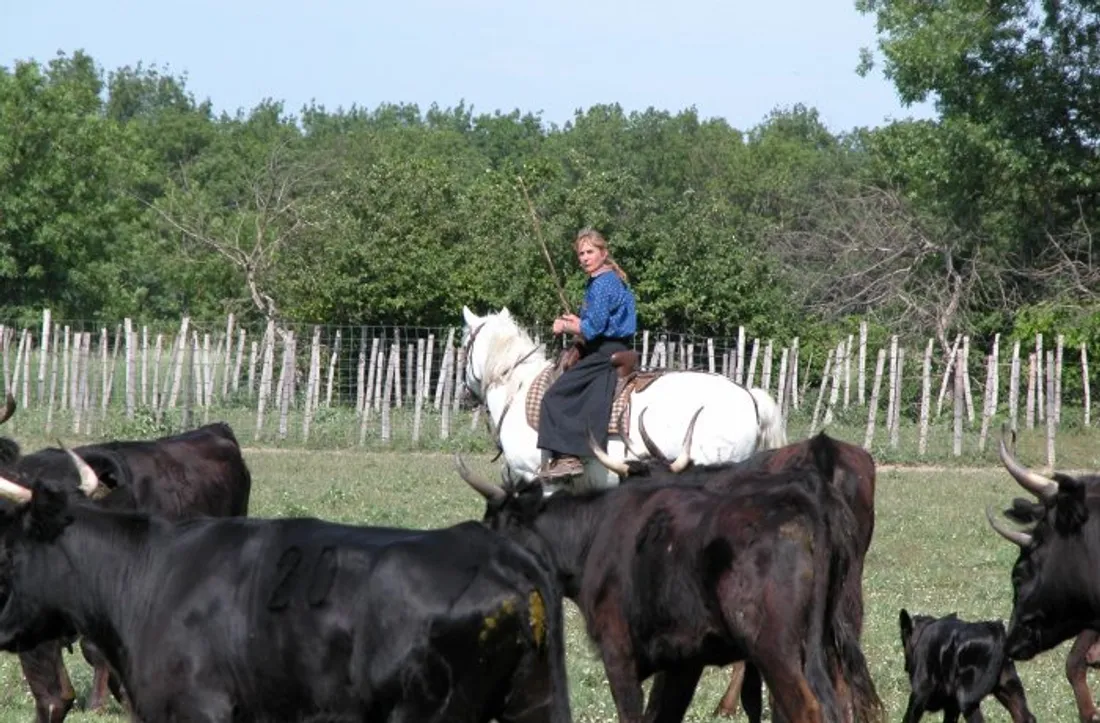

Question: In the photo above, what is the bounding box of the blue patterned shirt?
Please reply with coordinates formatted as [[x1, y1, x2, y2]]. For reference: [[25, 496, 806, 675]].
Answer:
[[579, 269, 637, 341]]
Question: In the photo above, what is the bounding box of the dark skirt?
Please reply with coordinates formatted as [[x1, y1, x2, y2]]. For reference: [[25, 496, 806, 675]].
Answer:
[[537, 338, 630, 457]]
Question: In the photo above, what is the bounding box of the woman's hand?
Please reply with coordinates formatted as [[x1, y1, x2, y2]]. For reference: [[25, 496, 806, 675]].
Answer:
[[553, 314, 581, 335]]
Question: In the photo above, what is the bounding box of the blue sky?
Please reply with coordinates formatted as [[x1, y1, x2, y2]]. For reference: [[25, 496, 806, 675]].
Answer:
[[1, 0, 937, 132]]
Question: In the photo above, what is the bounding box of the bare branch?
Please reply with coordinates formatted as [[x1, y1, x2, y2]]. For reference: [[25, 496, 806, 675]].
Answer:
[[764, 182, 1004, 342], [139, 139, 346, 328]]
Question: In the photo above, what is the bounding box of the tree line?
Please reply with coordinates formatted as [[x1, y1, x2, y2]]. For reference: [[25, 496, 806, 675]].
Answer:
[[1, 0, 1098, 363]]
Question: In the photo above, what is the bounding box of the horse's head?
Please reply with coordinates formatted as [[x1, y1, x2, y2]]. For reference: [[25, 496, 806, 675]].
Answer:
[[461, 306, 519, 403], [460, 305, 548, 407]]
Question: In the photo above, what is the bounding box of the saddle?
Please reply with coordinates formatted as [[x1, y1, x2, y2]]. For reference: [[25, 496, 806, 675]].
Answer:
[[557, 345, 639, 379], [525, 349, 665, 437]]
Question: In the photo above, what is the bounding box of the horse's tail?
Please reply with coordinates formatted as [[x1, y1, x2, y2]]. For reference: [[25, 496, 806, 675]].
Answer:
[[750, 387, 786, 451]]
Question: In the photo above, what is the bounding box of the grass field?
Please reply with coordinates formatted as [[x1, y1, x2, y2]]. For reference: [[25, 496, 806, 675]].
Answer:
[[0, 440, 1092, 722]]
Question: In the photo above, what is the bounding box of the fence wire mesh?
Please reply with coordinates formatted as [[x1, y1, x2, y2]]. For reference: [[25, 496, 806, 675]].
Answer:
[[0, 313, 1092, 464]]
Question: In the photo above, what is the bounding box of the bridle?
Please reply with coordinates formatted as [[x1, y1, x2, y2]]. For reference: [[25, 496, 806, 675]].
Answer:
[[460, 321, 488, 402], [460, 319, 546, 461], [460, 320, 544, 404]]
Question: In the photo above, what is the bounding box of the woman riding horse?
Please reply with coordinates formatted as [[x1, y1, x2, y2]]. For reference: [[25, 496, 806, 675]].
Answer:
[[538, 228, 637, 479]]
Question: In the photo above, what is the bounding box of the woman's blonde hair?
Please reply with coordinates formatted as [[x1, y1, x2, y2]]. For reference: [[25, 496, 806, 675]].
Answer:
[[574, 227, 628, 283]]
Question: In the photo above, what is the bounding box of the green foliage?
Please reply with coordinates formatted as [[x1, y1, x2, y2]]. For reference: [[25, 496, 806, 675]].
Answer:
[[3, 45, 1100, 344], [1006, 301, 1100, 404], [0, 52, 139, 319], [857, 0, 1100, 295]]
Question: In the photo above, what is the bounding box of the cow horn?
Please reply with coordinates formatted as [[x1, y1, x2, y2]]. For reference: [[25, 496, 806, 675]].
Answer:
[[587, 428, 629, 476], [637, 409, 669, 462], [453, 453, 506, 502], [998, 424, 1058, 501], [59, 442, 102, 499], [0, 475, 32, 505], [986, 505, 1034, 548], [0, 392, 15, 426], [669, 407, 705, 473]]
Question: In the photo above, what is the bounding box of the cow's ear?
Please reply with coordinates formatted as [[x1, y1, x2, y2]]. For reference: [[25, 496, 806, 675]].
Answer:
[[82, 450, 129, 489], [1053, 474, 1089, 534], [899, 608, 913, 642], [1005, 497, 1044, 525], [23, 483, 73, 543]]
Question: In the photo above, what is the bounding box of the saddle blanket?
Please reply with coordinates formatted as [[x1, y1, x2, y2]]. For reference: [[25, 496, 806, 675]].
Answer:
[[524, 365, 664, 438]]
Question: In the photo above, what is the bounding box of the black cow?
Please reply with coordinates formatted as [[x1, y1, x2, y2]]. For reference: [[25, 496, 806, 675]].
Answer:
[[457, 432, 878, 723], [0, 461, 571, 723], [986, 426, 1100, 722], [898, 608, 1036, 723], [3, 422, 252, 722], [589, 417, 880, 723]]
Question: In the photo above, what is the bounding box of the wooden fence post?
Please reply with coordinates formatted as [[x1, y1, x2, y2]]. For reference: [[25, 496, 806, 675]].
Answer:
[[953, 346, 964, 456], [863, 348, 887, 450], [1083, 343, 1091, 428], [1046, 350, 1056, 468], [918, 339, 933, 456]]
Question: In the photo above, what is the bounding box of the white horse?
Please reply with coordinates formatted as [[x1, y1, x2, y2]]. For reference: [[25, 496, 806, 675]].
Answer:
[[460, 306, 787, 491]]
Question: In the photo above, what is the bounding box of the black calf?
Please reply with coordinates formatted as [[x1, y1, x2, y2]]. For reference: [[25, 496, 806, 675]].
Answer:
[[899, 609, 1036, 723]]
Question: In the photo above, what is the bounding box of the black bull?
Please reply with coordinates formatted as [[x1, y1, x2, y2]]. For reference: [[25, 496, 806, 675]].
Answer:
[[0, 468, 571, 723], [986, 427, 1100, 723], [457, 430, 882, 723], [589, 417, 878, 722], [1, 422, 252, 722]]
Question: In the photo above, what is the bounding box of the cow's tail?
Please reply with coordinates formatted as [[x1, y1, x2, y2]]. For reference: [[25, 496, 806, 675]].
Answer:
[[800, 434, 845, 723], [750, 387, 786, 452], [809, 434, 885, 723], [525, 563, 573, 723]]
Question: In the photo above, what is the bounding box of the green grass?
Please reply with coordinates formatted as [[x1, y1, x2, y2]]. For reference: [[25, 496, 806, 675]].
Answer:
[[0, 441, 1092, 721], [4, 394, 1100, 470]]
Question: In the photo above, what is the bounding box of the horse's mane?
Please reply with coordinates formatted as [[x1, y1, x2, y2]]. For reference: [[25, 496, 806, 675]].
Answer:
[[480, 316, 550, 390]]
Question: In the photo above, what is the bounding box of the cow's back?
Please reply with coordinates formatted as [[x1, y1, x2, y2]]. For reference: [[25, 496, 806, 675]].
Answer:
[[128, 517, 567, 722], [90, 422, 251, 519]]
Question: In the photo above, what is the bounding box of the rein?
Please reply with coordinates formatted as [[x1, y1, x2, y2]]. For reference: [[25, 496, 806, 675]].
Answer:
[[461, 321, 548, 454]]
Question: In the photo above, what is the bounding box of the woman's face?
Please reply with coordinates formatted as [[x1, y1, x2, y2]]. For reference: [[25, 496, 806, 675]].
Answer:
[[576, 241, 608, 276]]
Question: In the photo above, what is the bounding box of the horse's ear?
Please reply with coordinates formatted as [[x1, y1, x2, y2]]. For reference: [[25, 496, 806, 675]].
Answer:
[[499, 306, 512, 319], [463, 306, 479, 328]]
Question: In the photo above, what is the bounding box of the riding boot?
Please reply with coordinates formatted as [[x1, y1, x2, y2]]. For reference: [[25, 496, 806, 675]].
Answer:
[[541, 455, 584, 479]]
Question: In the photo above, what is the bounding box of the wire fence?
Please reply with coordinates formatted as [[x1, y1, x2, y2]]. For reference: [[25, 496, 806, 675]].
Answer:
[[0, 311, 1094, 466]]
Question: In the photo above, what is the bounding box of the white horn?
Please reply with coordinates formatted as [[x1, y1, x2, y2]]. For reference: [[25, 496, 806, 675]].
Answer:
[[587, 429, 629, 476], [0, 476, 31, 505], [60, 444, 103, 499]]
